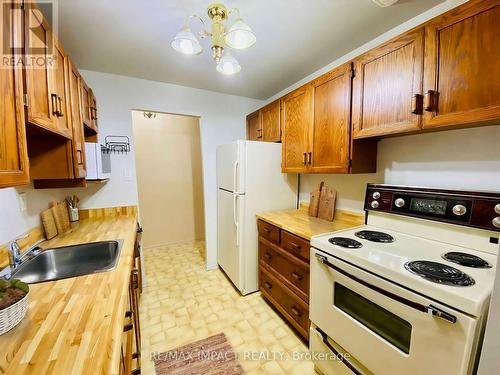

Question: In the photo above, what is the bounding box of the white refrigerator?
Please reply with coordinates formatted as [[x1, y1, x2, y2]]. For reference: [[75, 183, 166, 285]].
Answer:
[[217, 140, 298, 295]]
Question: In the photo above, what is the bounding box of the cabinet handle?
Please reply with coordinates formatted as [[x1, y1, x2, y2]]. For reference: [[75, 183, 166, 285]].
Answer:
[[51, 93, 58, 116], [264, 252, 272, 260], [125, 310, 133, 318], [424, 90, 438, 112], [291, 306, 302, 317], [291, 272, 303, 281], [264, 281, 272, 289], [288, 242, 301, 250], [303, 152, 307, 165], [58, 96, 64, 117], [123, 323, 133, 332], [263, 227, 271, 233], [308, 152, 312, 165], [411, 94, 423, 114]]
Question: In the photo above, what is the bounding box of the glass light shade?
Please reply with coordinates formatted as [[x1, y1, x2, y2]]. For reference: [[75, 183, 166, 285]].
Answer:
[[171, 26, 203, 55], [216, 52, 241, 75], [225, 18, 256, 49]]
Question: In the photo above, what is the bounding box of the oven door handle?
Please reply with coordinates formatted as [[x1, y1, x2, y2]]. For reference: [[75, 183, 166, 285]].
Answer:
[[315, 327, 365, 375], [315, 253, 457, 324]]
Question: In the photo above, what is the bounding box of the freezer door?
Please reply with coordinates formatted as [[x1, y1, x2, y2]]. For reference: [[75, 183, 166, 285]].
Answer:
[[216, 140, 245, 193], [217, 189, 244, 291]]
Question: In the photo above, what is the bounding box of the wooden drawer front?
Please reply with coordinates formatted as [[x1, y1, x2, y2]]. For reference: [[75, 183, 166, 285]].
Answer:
[[281, 231, 310, 261], [257, 220, 280, 245], [260, 267, 309, 339], [259, 240, 309, 301]]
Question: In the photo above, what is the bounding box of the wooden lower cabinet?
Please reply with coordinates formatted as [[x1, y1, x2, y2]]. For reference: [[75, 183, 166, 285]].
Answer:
[[121, 268, 141, 375], [258, 220, 310, 340]]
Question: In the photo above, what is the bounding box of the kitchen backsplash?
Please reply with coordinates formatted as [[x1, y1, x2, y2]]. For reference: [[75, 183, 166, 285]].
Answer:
[[299, 124, 500, 213]]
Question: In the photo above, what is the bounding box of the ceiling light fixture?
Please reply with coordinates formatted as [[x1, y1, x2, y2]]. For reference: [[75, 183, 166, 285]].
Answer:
[[171, 2, 256, 75]]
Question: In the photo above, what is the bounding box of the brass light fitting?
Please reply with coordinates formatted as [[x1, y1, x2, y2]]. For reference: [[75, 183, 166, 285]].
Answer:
[[171, 2, 256, 75]]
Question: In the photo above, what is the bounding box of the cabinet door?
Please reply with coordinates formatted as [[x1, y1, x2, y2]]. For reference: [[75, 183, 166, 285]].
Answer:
[[89, 89, 98, 131], [52, 39, 72, 138], [261, 100, 281, 142], [24, 3, 59, 134], [423, 0, 500, 129], [310, 63, 352, 173], [0, 0, 29, 188], [352, 28, 424, 138], [68, 61, 86, 178], [246, 110, 261, 141], [80, 79, 92, 130], [281, 85, 312, 173]]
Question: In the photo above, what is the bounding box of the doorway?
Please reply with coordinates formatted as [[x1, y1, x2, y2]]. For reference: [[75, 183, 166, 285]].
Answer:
[[132, 110, 205, 252]]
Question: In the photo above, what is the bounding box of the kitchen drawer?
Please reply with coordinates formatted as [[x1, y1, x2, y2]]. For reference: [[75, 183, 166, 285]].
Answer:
[[260, 266, 309, 339], [258, 220, 280, 245], [259, 239, 309, 302], [281, 231, 310, 261]]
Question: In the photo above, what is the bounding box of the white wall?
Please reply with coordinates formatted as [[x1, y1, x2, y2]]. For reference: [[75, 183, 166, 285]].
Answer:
[[76, 71, 261, 269], [299, 125, 500, 212], [0, 72, 263, 271]]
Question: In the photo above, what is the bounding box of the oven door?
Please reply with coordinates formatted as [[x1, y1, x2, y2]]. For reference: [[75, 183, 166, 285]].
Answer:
[[310, 249, 479, 375]]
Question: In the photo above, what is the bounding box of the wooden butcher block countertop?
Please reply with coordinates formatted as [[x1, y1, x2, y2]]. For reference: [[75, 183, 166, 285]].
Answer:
[[256, 205, 365, 240], [0, 213, 137, 375]]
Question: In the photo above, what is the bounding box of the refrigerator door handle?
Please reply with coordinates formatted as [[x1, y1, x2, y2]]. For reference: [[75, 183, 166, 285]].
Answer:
[[233, 194, 239, 247], [233, 159, 239, 193]]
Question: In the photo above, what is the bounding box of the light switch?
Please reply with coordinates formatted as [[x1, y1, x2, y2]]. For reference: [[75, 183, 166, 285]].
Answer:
[[18, 192, 27, 212]]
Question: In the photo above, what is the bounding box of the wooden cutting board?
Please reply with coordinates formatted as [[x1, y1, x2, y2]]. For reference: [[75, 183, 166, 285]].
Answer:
[[50, 201, 71, 234], [308, 181, 324, 217], [318, 185, 337, 221], [40, 209, 58, 239]]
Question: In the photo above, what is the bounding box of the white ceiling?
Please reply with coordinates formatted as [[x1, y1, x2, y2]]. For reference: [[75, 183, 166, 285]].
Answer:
[[55, 0, 445, 99]]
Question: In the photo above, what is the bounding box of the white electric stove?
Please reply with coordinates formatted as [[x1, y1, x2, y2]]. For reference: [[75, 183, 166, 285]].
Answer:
[[309, 184, 500, 375]]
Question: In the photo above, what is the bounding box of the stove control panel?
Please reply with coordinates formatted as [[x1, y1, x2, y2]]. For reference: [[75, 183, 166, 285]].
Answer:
[[365, 184, 500, 232]]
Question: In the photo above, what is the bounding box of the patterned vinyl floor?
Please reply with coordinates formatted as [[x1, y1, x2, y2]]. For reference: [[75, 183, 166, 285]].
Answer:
[[140, 241, 316, 375]]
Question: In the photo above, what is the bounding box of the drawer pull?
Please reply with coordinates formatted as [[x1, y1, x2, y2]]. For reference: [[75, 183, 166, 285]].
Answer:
[[291, 306, 302, 317], [123, 323, 133, 332], [264, 281, 272, 289], [263, 227, 271, 233], [125, 310, 133, 318], [264, 252, 272, 260], [291, 272, 303, 281], [289, 242, 301, 250]]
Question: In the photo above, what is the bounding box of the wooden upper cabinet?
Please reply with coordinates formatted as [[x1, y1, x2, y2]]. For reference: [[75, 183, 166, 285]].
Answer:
[[309, 63, 353, 173], [281, 85, 312, 173], [89, 89, 98, 131], [261, 100, 281, 142], [52, 39, 72, 138], [68, 61, 86, 178], [246, 110, 261, 141], [352, 28, 424, 138], [80, 78, 93, 130], [24, 3, 58, 134], [422, 0, 500, 129], [0, 0, 29, 188]]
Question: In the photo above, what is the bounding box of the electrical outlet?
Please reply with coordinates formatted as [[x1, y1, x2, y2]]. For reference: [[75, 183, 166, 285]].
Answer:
[[18, 192, 27, 212]]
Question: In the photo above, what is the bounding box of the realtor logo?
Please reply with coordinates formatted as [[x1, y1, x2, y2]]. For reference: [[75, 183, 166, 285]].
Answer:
[[1, 0, 58, 68]]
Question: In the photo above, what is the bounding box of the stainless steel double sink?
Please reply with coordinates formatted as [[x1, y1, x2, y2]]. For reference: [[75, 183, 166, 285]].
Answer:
[[11, 240, 123, 284]]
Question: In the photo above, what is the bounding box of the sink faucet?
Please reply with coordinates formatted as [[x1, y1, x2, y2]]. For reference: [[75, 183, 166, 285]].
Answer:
[[7, 234, 28, 269]]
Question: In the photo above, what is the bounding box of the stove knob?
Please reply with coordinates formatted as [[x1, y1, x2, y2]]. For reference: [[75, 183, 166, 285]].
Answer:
[[395, 198, 405, 208], [452, 204, 467, 216], [493, 217, 500, 229], [371, 201, 379, 209], [372, 191, 381, 199], [495, 204, 500, 215]]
